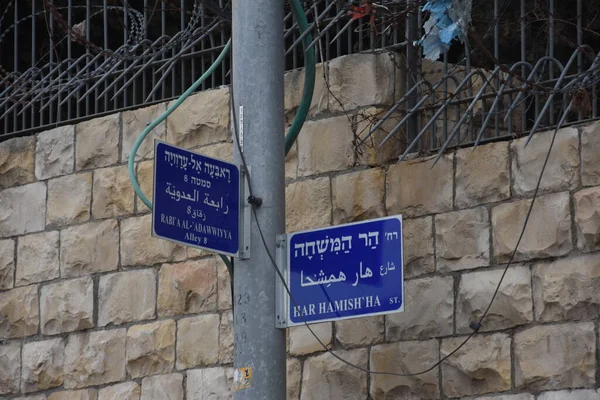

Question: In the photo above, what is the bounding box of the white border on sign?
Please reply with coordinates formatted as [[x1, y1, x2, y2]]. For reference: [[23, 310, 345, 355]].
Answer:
[[151, 139, 244, 258], [280, 215, 405, 328]]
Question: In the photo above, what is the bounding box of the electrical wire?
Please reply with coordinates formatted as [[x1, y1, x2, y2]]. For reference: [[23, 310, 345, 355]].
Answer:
[[229, 74, 567, 378]]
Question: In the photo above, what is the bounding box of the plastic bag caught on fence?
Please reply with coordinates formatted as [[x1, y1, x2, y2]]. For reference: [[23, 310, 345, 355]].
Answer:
[[416, 0, 472, 60]]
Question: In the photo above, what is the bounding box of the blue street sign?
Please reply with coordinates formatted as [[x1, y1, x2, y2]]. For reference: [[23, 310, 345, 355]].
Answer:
[[152, 140, 246, 258], [276, 216, 404, 327]]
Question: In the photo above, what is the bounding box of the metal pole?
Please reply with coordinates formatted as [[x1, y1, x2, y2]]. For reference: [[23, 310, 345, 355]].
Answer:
[[232, 0, 286, 398], [406, 0, 419, 147]]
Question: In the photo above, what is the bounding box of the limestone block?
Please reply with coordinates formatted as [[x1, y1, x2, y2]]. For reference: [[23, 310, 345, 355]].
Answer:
[[14, 395, 48, 400], [492, 192, 572, 263], [0, 136, 35, 189], [327, 53, 401, 112], [441, 333, 511, 397], [219, 310, 233, 364], [60, 220, 119, 278], [0, 342, 20, 395], [218, 260, 232, 310], [435, 207, 490, 272], [574, 187, 600, 251], [0, 239, 14, 289], [92, 165, 135, 218], [157, 259, 217, 317], [582, 123, 600, 186], [386, 276, 453, 341], [301, 349, 368, 400], [289, 323, 332, 356], [36, 125, 74, 180], [514, 322, 596, 390], [167, 88, 229, 148], [386, 155, 453, 217], [457, 266, 533, 333], [40, 277, 94, 335], [287, 358, 302, 400], [48, 389, 98, 400], [284, 62, 328, 122], [475, 395, 533, 400], [196, 141, 233, 163], [126, 320, 176, 378], [76, 114, 119, 170], [135, 159, 154, 212], [122, 103, 166, 162], [186, 368, 233, 400], [403, 217, 435, 278], [533, 255, 600, 322], [286, 177, 331, 233], [538, 389, 600, 400], [332, 168, 385, 224], [141, 373, 183, 400], [335, 316, 383, 348], [0, 182, 46, 237], [455, 141, 510, 208], [217, 261, 232, 310], [21, 338, 64, 393], [47, 173, 92, 227], [98, 382, 141, 400], [511, 127, 579, 196], [0, 285, 39, 339], [120, 215, 186, 266], [286, 141, 298, 180], [370, 340, 439, 399], [355, 107, 404, 167], [64, 329, 126, 389], [16, 231, 59, 286], [98, 270, 156, 326], [176, 314, 219, 369], [297, 116, 354, 176]]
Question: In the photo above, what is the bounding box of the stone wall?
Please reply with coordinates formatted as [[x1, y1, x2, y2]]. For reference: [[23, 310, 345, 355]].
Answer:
[[1, 51, 600, 400]]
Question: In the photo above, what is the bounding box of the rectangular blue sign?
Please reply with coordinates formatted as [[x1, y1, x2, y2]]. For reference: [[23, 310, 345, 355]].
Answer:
[[152, 141, 241, 257], [278, 216, 404, 326]]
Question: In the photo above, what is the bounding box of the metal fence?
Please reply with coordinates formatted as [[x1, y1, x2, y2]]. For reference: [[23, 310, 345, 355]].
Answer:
[[362, 0, 600, 158], [0, 0, 405, 139], [1, 0, 599, 151]]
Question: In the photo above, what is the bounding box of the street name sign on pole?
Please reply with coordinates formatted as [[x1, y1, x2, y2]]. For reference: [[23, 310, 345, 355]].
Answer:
[[152, 140, 250, 259], [276, 216, 404, 327]]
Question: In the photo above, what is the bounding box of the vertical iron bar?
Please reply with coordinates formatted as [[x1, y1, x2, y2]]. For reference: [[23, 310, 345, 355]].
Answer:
[[86, 0, 91, 117], [125, 0, 131, 107], [13, 1, 17, 130], [334, 1, 340, 58], [161, 0, 166, 101], [50, 2, 57, 124], [142, 0, 148, 102], [406, 0, 418, 147], [548, 0, 554, 125], [200, 3, 206, 90], [520, 0, 526, 133], [442, 51, 448, 149], [191, 4, 196, 88], [32, 0, 37, 128], [181, 0, 185, 96], [577, 0, 583, 121], [493, 0, 499, 137], [103, 0, 108, 112]]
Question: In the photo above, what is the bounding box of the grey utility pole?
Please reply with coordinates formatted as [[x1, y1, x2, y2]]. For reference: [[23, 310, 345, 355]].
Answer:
[[231, 0, 286, 399]]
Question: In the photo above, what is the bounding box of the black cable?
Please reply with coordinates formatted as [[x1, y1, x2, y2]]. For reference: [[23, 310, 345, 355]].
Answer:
[[228, 72, 567, 378], [226, 1, 568, 377]]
